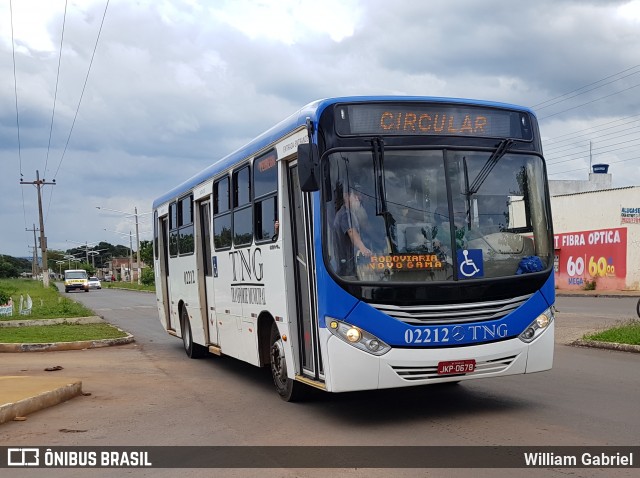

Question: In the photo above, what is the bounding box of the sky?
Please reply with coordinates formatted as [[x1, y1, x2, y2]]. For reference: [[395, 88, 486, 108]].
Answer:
[[1, 0, 640, 259]]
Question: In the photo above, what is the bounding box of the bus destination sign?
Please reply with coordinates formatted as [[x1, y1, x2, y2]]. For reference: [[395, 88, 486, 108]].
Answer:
[[335, 103, 532, 140]]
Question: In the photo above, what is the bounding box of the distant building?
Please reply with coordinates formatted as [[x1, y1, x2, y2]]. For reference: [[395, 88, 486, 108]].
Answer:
[[102, 257, 144, 281], [549, 169, 612, 196], [550, 164, 639, 291]]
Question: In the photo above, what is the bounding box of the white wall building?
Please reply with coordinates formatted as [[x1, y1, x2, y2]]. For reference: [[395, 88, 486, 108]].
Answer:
[[550, 185, 640, 291]]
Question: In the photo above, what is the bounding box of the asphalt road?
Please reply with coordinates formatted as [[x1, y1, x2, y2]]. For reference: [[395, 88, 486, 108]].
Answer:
[[1, 288, 638, 478]]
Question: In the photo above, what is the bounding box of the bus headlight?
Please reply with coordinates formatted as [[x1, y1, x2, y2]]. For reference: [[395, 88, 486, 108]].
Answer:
[[519, 308, 554, 343], [326, 317, 391, 356]]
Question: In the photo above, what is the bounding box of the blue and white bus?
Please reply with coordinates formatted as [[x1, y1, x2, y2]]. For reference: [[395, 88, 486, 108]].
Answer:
[[152, 96, 555, 401]]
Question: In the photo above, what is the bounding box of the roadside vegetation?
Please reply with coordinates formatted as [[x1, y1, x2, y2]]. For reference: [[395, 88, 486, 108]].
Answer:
[[0, 323, 127, 343], [103, 280, 155, 292], [0, 278, 126, 343], [0, 278, 93, 319], [585, 320, 640, 346]]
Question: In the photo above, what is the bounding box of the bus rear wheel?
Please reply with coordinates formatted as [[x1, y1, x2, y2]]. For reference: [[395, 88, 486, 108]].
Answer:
[[270, 323, 306, 402], [181, 306, 207, 359]]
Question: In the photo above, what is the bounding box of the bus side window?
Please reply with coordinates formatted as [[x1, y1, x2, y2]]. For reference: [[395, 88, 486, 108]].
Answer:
[[213, 177, 232, 250], [233, 166, 252, 246], [177, 194, 194, 255], [254, 150, 278, 242], [169, 202, 178, 257]]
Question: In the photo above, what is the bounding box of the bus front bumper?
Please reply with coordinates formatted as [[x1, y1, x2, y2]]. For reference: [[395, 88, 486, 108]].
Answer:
[[321, 321, 554, 393]]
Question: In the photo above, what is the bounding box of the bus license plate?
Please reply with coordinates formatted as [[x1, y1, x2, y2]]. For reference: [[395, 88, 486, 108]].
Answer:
[[437, 359, 476, 375]]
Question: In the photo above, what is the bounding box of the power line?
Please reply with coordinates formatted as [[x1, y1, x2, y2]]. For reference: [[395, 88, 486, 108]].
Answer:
[[545, 126, 640, 158], [44, 0, 69, 178], [548, 155, 640, 177], [51, 0, 110, 182], [546, 138, 640, 165], [538, 82, 640, 120], [544, 115, 640, 150], [45, 0, 111, 223], [9, 0, 28, 232], [531, 64, 640, 110]]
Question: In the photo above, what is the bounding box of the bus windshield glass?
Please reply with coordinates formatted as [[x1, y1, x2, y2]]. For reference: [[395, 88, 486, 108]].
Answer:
[[324, 149, 551, 282]]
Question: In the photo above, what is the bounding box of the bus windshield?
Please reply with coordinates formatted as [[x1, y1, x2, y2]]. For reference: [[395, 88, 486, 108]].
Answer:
[[324, 148, 552, 283]]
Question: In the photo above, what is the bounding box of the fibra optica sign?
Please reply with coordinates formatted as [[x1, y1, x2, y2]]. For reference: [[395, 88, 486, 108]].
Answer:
[[553, 227, 627, 289]]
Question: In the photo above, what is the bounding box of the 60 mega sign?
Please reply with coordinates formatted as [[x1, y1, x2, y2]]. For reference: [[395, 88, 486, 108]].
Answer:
[[554, 228, 627, 289]]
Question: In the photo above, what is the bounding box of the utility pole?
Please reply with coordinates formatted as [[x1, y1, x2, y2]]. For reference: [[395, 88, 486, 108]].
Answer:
[[25, 224, 40, 278], [21, 170, 56, 287], [129, 231, 134, 284], [134, 207, 141, 285]]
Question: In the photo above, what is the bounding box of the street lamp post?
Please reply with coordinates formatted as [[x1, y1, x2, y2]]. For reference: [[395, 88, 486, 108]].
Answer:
[[87, 250, 100, 268], [96, 206, 149, 285], [55, 260, 66, 278], [104, 229, 134, 283], [66, 240, 99, 264], [63, 254, 81, 268]]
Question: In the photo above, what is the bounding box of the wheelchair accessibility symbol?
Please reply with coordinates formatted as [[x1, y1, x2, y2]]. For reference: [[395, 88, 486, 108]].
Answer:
[[457, 249, 484, 279]]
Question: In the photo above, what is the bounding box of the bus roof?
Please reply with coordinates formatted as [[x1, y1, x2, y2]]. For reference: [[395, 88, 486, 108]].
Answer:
[[152, 96, 535, 209]]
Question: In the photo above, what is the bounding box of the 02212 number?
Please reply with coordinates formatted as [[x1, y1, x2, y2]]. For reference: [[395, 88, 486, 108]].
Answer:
[[404, 327, 449, 344], [184, 270, 195, 284]]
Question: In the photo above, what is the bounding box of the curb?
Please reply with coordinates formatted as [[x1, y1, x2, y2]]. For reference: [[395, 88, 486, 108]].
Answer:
[[571, 339, 640, 353], [0, 333, 135, 353], [0, 316, 105, 327], [0, 376, 83, 425], [0, 317, 135, 353]]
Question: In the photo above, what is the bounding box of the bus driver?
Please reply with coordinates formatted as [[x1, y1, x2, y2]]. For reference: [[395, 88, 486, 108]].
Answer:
[[333, 182, 372, 276]]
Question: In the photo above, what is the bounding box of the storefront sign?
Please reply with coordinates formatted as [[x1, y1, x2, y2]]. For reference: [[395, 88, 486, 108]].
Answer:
[[620, 207, 640, 224], [553, 228, 627, 290]]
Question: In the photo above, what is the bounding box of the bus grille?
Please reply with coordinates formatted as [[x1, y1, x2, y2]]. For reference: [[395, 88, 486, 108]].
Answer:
[[391, 354, 518, 381], [369, 294, 533, 325]]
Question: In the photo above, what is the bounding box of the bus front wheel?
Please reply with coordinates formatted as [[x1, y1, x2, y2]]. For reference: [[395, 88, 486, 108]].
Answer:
[[270, 323, 306, 402], [181, 306, 207, 359]]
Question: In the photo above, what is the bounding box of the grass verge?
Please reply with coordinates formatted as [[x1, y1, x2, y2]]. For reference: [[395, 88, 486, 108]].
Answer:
[[103, 281, 155, 292], [584, 320, 640, 346], [0, 323, 128, 343], [0, 278, 129, 344], [0, 278, 93, 320]]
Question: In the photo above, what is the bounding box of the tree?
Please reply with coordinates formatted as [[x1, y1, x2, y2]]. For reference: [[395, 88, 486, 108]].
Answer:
[[140, 267, 155, 286], [0, 255, 30, 278], [0, 259, 19, 278], [139, 240, 153, 267]]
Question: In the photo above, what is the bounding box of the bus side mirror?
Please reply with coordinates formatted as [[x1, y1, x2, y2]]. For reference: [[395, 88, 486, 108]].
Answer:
[[297, 143, 320, 192]]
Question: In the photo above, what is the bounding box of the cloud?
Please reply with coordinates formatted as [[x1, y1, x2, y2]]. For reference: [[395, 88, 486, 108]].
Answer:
[[1, 0, 639, 256]]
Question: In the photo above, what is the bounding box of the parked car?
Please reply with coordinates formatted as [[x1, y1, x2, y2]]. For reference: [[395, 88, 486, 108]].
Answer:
[[88, 277, 102, 289]]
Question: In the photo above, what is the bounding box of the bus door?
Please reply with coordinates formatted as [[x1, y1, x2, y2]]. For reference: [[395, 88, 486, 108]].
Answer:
[[158, 215, 173, 331], [287, 163, 323, 380], [197, 199, 218, 345]]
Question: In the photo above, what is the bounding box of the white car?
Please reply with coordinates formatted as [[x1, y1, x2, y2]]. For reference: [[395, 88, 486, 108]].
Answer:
[[88, 277, 102, 289]]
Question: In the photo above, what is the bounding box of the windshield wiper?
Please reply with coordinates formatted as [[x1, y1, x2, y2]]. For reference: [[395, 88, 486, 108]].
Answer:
[[370, 137, 388, 215], [467, 139, 514, 196]]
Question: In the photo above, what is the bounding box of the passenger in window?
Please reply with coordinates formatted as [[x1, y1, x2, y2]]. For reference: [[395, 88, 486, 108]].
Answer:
[[333, 182, 372, 276]]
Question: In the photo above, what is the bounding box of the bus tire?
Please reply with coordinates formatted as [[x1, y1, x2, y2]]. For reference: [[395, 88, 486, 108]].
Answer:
[[181, 306, 207, 359], [270, 323, 306, 402]]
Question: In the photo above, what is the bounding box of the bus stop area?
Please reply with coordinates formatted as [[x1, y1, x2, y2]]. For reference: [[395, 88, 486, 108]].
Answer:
[[0, 289, 638, 425]]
